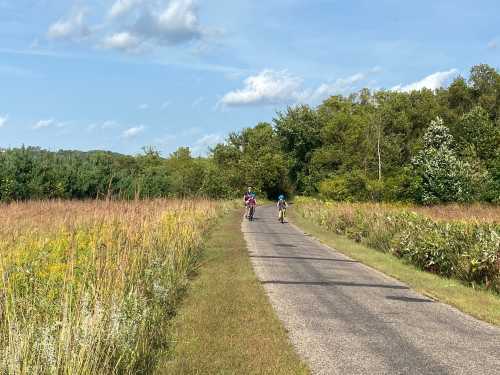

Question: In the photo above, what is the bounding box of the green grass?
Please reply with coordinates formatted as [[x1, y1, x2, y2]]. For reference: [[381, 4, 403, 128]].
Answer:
[[289, 209, 500, 327], [156, 209, 309, 374]]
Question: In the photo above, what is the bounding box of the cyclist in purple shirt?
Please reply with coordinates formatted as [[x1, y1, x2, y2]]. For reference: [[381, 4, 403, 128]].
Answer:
[[244, 187, 253, 218]]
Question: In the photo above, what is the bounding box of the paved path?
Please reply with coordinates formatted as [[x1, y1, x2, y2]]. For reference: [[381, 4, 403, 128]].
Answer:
[[242, 205, 500, 375]]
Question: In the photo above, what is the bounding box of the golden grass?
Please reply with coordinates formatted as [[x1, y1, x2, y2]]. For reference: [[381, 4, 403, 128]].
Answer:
[[297, 200, 500, 223], [412, 203, 500, 223], [0, 199, 224, 374]]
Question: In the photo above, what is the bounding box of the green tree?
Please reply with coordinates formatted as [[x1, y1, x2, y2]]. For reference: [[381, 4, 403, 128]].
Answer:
[[135, 147, 171, 198], [239, 123, 290, 198], [411, 117, 477, 204], [274, 105, 322, 193], [447, 76, 474, 115], [165, 147, 206, 197], [468, 64, 500, 119], [453, 106, 500, 162]]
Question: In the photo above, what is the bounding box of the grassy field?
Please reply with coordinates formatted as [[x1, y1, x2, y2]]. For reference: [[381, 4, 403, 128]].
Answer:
[[158, 209, 309, 374], [289, 201, 500, 326], [0, 199, 223, 374]]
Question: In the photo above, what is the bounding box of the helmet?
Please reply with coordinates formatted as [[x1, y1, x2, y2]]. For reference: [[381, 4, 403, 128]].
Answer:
[[278, 195, 285, 200]]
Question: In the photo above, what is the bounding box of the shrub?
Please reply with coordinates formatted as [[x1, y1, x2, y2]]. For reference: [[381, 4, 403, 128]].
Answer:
[[318, 171, 369, 201], [319, 176, 350, 201]]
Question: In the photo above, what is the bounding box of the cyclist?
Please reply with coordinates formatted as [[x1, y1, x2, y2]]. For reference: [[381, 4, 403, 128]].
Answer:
[[277, 194, 287, 223], [244, 187, 253, 218], [247, 193, 257, 221]]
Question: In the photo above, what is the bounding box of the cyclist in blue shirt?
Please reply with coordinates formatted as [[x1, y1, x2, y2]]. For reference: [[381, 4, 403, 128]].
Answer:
[[277, 194, 287, 223]]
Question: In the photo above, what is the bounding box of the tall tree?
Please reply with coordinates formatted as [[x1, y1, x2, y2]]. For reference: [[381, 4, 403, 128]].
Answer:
[[469, 64, 500, 120], [453, 106, 500, 162], [411, 117, 477, 204], [274, 105, 322, 193]]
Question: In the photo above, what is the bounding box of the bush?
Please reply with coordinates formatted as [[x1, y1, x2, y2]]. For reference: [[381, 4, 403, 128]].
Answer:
[[383, 170, 415, 202], [318, 171, 369, 201], [319, 176, 350, 201]]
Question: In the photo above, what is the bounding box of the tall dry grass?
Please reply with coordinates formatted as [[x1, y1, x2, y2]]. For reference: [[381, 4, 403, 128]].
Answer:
[[412, 203, 500, 223], [0, 199, 223, 374], [294, 200, 500, 224]]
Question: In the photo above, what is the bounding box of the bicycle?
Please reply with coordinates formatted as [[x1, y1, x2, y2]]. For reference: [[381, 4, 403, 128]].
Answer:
[[278, 208, 286, 223], [248, 205, 255, 221]]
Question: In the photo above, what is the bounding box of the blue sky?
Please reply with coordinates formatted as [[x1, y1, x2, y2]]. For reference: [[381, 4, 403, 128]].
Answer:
[[0, 0, 499, 156]]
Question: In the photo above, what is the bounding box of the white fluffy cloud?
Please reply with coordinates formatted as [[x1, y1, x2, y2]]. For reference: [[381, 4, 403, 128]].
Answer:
[[109, 0, 143, 18], [102, 32, 142, 52], [122, 125, 145, 139], [392, 69, 458, 92], [47, 1, 213, 52], [219, 69, 373, 107], [134, 0, 203, 45], [105, 0, 204, 48], [0, 115, 8, 128], [47, 8, 90, 40], [220, 70, 303, 107], [33, 119, 55, 130], [221, 68, 456, 106]]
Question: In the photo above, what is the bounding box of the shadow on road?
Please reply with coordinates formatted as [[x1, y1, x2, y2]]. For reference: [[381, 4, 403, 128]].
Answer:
[[261, 280, 409, 289], [386, 296, 433, 303], [250, 255, 359, 263], [243, 232, 306, 236]]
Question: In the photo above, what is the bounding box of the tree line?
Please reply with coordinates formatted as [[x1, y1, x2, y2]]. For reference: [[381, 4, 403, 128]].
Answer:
[[0, 147, 211, 201], [1, 64, 499, 203]]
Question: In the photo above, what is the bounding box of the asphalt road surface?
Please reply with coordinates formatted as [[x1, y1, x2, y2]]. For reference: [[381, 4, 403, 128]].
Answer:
[[242, 205, 500, 375]]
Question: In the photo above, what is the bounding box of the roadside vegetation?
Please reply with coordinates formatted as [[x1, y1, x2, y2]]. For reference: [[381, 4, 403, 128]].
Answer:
[[291, 198, 500, 324], [158, 209, 309, 374], [0, 199, 225, 373], [295, 198, 500, 291]]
